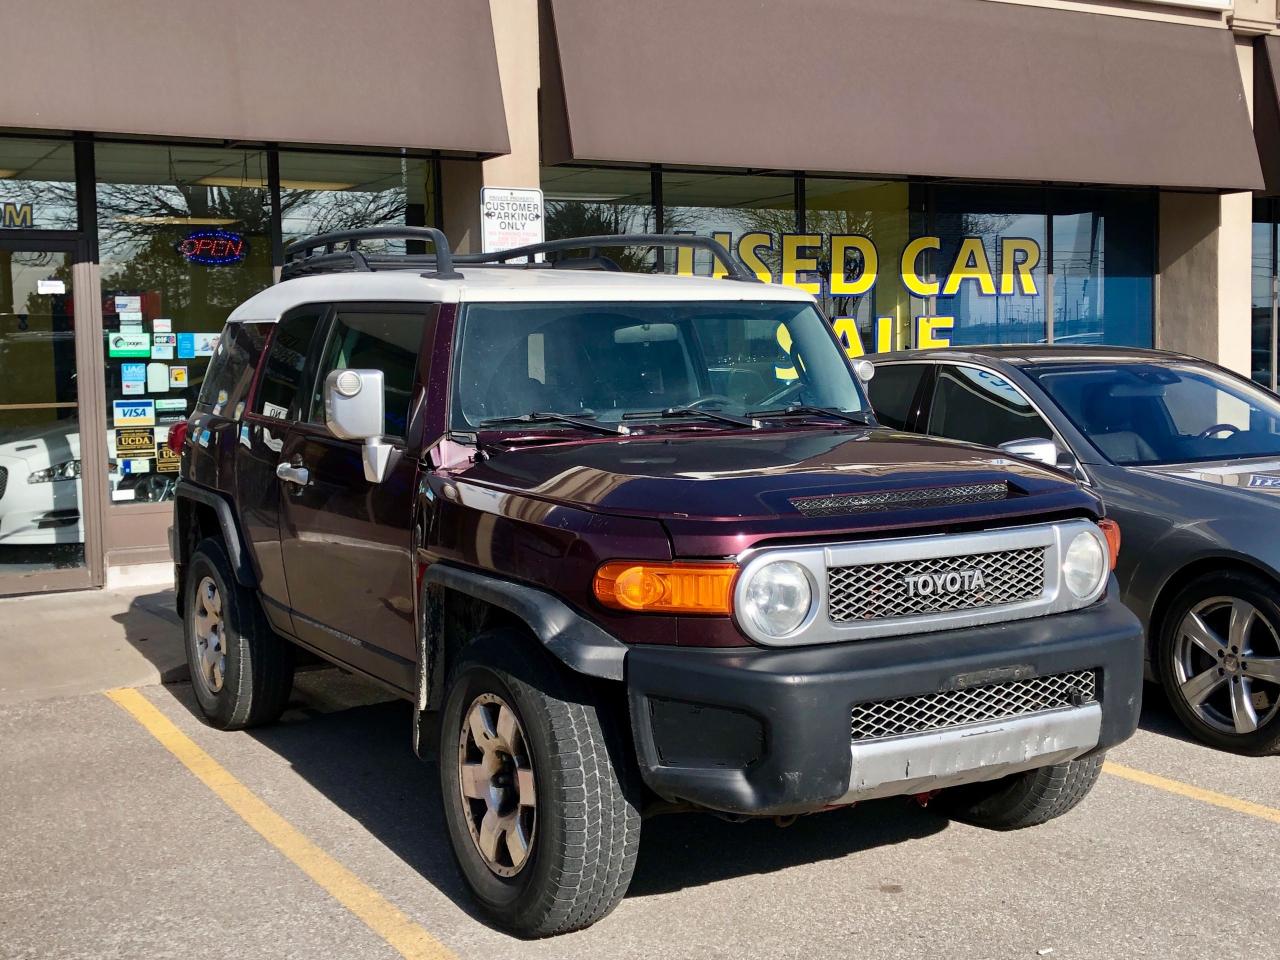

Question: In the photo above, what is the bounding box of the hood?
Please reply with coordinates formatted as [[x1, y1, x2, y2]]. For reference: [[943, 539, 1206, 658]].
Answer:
[[1138, 457, 1280, 500], [448, 428, 1097, 548]]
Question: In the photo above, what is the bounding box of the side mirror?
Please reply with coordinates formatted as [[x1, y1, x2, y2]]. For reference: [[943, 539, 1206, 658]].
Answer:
[[998, 437, 1061, 469], [325, 369, 393, 483], [853, 359, 876, 382]]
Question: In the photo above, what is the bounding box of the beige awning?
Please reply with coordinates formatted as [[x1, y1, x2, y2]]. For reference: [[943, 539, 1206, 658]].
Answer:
[[542, 0, 1262, 191], [0, 0, 509, 157]]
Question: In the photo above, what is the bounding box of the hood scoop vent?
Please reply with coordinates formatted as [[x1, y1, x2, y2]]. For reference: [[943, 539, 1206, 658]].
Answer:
[[790, 482, 1011, 518]]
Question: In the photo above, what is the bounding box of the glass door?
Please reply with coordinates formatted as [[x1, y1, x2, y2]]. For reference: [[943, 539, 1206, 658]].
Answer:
[[0, 236, 99, 593]]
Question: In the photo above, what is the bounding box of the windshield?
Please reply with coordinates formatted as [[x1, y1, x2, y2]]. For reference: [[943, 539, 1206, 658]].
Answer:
[[449, 300, 867, 431], [1027, 361, 1280, 466]]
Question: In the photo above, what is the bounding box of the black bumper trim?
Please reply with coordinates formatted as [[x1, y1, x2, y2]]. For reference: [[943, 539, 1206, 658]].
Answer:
[[625, 590, 1143, 816]]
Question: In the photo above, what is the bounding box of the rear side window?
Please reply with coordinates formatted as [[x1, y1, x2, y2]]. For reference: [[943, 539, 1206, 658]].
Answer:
[[309, 308, 429, 439], [195, 322, 271, 418], [927, 366, 1053, 447], [254, 305, 326, 421], [867, 363, 928, 430]]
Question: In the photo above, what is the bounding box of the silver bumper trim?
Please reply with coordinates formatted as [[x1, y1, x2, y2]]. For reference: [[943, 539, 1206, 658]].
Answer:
[[838, 703, 1102, 802]]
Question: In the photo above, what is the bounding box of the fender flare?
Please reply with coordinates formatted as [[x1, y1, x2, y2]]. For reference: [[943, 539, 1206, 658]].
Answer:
[[420, 563, 627, 683], [173, 480, 258, 587]]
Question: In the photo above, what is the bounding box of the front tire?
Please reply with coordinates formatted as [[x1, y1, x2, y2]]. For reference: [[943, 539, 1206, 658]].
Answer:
[[936, 754, 1104, 830], [184, 537, 294, 730], [1155, 570, 1280, 756], [439, 631, 641, 937]]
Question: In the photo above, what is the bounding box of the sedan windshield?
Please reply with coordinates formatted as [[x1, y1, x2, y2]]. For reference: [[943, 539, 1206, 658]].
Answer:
[[1027, 361, 1280, 466], [450, 300, 867, 431]]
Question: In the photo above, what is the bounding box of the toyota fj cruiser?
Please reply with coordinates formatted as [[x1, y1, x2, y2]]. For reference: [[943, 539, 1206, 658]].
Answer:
[[171, 228, 1143, 937]]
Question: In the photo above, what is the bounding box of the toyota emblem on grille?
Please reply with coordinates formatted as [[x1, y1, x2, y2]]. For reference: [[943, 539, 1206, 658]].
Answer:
[[902, 569, 986, 598]]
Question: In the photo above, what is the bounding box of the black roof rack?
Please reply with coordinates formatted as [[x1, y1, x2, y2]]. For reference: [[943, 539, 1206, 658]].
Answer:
[[457, 234, 760, 283], [281, 227, 460, 281], [279, 228, 760, 283]]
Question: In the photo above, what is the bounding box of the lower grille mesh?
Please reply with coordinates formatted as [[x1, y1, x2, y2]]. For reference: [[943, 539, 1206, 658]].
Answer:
[[850, 670, 1097, 741]]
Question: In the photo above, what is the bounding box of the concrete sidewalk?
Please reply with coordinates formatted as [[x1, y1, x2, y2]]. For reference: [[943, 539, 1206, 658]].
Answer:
[[0, 586, 186, 705]]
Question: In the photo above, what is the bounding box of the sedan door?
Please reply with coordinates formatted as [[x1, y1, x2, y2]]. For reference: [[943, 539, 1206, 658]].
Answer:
[[277, 303, 435, 692]]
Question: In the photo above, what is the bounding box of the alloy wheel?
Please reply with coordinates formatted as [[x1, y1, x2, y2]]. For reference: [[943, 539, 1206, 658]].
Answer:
[[457, 692, 537, 878], [192, 575, 226, 695], [1174, 596, 1280, 735]]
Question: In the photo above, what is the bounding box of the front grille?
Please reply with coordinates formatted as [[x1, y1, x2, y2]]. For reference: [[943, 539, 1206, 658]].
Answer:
[[791, 482, 1008, 518], [0, 465, 7, 499], [828, 546, 1045, 622], [850, 670, 1097, 741]]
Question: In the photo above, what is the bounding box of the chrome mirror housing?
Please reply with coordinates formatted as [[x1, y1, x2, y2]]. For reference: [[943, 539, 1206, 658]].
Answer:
[[998, 437, 1060, 469], [853, 359, 876, 382], [324, 369, 392, 483]]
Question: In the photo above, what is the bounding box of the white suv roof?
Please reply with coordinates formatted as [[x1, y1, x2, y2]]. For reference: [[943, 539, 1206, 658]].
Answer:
[[228, 267, 814, 324]]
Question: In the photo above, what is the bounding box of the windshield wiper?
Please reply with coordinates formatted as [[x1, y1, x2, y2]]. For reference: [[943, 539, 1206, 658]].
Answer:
[[747, 404, 874, 427], [478, 411, 629, 436], [622, 406, 761, 429]]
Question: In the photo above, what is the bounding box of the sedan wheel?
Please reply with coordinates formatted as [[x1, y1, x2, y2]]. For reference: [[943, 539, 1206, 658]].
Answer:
[[1173, 596, 1280, 736]]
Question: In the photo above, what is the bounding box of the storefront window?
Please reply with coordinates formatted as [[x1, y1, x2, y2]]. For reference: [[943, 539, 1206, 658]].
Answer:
[[1051, 190, 1155, 349], [1252, 200, 1277, 390], [96, 143, 273, 505], [932, 186, 1047, 347], [541, 166, 656, 269], [0, 137, 78, 230], [661, 171, 794, 278], [280, 152, 437, 254], [539, 166, 1156, 356], [805, 178, 922, 353]]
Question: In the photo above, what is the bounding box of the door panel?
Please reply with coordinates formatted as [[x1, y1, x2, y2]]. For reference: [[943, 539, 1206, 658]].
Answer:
[[275, 303, 432, 689], [237, 304, 327, 628], [278, 427, 418, 685]]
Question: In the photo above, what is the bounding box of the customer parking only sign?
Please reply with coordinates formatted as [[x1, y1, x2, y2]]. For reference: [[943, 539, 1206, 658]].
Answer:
[[480, 187, 544, 254]]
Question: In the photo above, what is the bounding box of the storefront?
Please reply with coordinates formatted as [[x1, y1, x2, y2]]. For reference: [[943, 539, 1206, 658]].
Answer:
[[1, 0, 1278, 594], [0, 0, 507, 594]]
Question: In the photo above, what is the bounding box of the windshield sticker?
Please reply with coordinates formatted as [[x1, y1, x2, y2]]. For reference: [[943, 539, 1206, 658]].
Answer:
[[1247, 474, 1280, 488]]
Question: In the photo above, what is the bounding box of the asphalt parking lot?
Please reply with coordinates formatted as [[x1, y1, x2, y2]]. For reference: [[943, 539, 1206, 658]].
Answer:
[[1, 644, 1277, 960]]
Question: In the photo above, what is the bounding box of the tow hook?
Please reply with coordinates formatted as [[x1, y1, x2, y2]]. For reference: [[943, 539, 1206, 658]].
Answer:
[[913, 790, 940, 808]]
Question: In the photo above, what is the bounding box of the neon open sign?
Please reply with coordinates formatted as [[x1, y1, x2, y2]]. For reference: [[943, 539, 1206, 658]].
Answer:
[[176, 229, 247, 265]]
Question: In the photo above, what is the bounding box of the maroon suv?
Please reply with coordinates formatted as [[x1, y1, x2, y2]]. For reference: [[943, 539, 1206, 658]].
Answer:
[[171, 229, 1142, 937]]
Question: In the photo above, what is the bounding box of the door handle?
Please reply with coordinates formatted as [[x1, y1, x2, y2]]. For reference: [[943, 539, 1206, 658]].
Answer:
[[275, 462, 310, 486]]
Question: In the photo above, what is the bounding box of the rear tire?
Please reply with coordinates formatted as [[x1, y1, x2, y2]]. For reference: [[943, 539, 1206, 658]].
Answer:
[[1155, 570, 1280, 756], [184, 537, 294, 730], [439, 630, 641, 937], [936, 754, 1104, 830]]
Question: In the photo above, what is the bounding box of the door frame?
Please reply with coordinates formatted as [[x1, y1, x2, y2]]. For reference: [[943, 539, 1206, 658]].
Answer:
[[0, 231, 107, 595]]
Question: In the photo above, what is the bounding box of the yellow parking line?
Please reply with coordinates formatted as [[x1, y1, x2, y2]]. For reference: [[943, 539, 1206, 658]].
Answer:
[[105, 688, 456, 960], [1103, 761, 1280, 826]]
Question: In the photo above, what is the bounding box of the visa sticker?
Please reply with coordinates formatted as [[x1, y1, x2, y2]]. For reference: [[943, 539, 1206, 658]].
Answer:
[[112, 399, 156, 427]]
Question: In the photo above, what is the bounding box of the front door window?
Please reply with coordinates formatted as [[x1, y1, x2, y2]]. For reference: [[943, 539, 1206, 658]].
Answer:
[[0, 246, 86, 584]]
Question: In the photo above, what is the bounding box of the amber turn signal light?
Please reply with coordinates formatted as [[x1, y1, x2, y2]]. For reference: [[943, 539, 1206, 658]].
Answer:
[[593, 561, 737, 614], [1098, 519, 1121, 570]]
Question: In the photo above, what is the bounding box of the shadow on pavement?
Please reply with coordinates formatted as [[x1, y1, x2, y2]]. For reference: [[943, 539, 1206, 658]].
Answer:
[[108, 587, 190, 683], [162, 670, 949, 916], [1134, 681, 1204, 748]]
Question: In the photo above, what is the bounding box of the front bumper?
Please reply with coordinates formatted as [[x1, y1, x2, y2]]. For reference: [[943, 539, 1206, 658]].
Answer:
[[625, 589, 1143, 816]]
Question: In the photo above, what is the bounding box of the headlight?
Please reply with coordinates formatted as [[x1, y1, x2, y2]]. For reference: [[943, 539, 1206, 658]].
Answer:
[[740, 560, 813, 638], [27, 459, 81, 484], [1062, 530, 1106, 599]]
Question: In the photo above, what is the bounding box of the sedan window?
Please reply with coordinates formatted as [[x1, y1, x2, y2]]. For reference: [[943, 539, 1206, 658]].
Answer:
[[1028, 361, 1280, 466], [926, 366, 1054, 447]]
